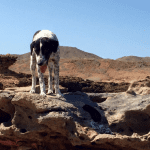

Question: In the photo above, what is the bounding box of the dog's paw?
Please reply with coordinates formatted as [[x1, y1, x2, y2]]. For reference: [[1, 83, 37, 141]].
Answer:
[[55, 90, 64, 98], [30, 89, 35, 94], [40, 92, 47, 97], [56, 93, 64, 98], [47, 89, 53, 95]]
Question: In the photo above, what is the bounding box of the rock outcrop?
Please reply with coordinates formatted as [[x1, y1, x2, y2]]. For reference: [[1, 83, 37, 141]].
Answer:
[[0, 87, 150, 150], [99, 92, 150, 136], [0, 89, 111, 150], [0, 55, 17, 73], [59, 76, 129, 93], [126, 76, 150, 95]]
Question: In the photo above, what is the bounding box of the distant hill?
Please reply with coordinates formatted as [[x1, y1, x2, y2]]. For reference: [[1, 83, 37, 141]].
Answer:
[[9, 46, 102, 75], [117, 56, 150, 62], [60, 46, 102, 59], [14, 46, 102, 61]]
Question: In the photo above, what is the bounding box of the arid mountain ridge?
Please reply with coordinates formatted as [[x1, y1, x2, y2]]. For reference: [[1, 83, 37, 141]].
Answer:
[[8, 46, 150, 83], [116, 55, 150, 62], [11, 46, 150, 61], [12, 46, 102, 60]]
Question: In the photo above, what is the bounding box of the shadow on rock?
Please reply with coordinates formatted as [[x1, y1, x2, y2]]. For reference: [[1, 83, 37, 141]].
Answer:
[[63, 92, 109, 130]]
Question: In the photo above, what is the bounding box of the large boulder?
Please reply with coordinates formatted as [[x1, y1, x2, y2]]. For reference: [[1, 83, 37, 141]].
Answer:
[[0, 90, 111, 150]]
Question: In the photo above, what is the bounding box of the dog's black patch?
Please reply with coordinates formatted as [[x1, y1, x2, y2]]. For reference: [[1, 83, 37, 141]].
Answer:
[[30, 39, 41, 55], [41, 37, 59, 60], [34, 39, 41, 55], [30, 41, 35, 55], [30, 37, 59, 65]]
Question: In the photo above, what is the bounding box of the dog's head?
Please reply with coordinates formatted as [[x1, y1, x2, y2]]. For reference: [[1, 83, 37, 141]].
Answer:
[[30, 37, 59, 66]]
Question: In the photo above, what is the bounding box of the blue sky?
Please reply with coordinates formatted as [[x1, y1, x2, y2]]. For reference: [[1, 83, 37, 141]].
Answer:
[[0, 0, 150, 59]]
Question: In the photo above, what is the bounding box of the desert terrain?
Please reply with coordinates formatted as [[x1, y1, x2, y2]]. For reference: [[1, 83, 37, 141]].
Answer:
[[9, 46, 150, 83], [1, 46, 150, 92], [1, 47, 150, 149]]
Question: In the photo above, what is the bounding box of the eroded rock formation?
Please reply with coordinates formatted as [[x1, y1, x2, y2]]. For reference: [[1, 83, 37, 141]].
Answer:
[[0, 90, 111, 150], [0, 87, 150, 150], [0, 55, 17, 73], [126, 76, 150, 95]]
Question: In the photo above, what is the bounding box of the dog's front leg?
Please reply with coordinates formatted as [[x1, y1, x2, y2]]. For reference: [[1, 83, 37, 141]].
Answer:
[[30, 55, 36, 93], [47, 62, 53, 94], [37, 64, 46, 96], [54, 61, 63, 98]]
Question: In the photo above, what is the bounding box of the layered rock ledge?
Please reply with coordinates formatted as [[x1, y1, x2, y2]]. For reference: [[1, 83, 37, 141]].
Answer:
[[0, 87, 150, 150]]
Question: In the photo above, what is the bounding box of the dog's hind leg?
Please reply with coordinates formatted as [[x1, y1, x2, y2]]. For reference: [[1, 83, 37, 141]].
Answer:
[[30, 53, 36, 93], [54, 61, 63, 98], [47, 61, 53, 95]]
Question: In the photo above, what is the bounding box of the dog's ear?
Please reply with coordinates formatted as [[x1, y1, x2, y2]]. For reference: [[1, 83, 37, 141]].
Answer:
[[30, 41, 35, 55], [48, 39, 59, 53], [52, 40, 59, 48], [52, 40, 59, 53]]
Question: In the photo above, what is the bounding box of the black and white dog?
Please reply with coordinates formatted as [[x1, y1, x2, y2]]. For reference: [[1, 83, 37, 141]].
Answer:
[[30, 30, 63, 97]]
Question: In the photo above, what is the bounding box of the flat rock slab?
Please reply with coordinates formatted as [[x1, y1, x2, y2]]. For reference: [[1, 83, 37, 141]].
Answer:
[[3, 85, 67, 94]]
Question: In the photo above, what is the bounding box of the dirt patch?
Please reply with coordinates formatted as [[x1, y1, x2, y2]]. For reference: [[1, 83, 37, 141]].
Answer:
[[0, 70, 32, 88]]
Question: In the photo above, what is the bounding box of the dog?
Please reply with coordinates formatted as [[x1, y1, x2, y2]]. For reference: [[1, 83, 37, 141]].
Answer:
[[30, 30, 63, 97]]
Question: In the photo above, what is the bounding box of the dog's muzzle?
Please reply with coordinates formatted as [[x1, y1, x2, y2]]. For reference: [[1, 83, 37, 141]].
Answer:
[[37, 59, 48, 73], [37, 59, 45, 66]]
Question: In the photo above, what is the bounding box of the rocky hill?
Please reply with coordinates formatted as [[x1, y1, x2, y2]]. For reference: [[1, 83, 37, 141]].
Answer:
[[60, 46, 102, 59], [117, 56, 150, 62], [13, 46, 102, 61]]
